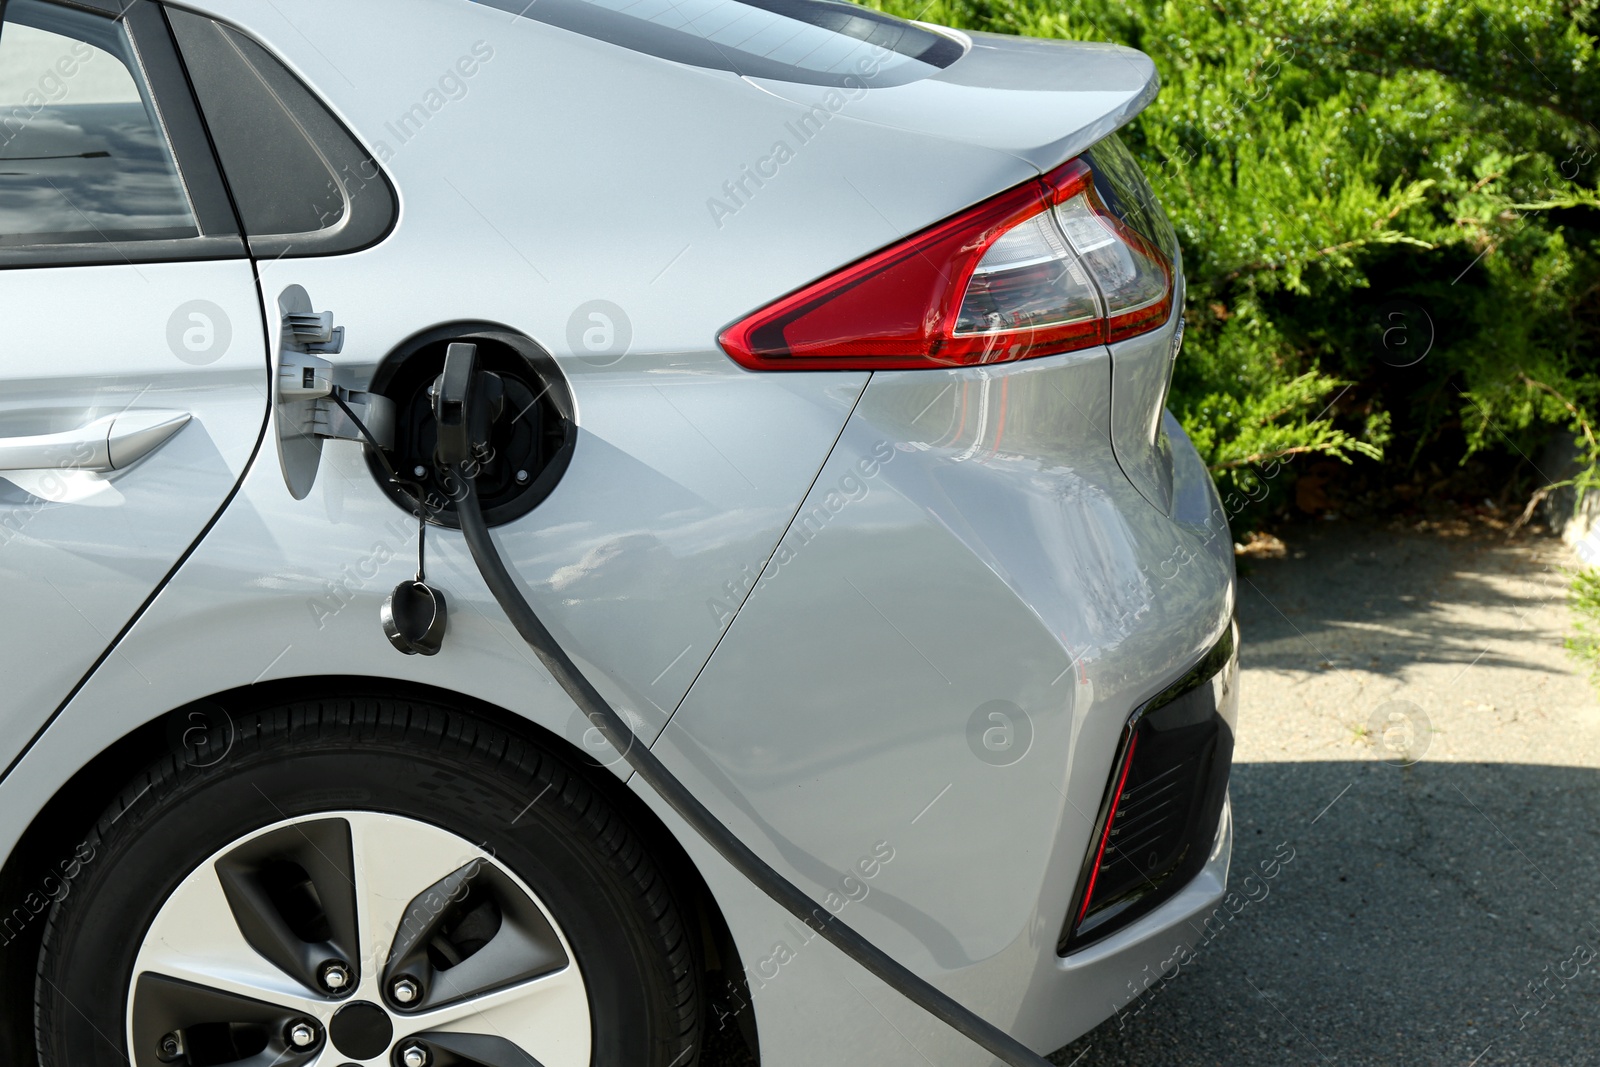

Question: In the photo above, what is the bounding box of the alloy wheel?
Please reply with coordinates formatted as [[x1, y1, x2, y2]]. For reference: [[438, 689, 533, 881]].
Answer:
[[125, 811, 590, 1067]]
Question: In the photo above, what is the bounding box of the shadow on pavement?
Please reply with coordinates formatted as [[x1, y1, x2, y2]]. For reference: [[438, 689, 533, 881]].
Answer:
[[1236, 523, 1568, 679], [1050, 759, 1600, 1066]]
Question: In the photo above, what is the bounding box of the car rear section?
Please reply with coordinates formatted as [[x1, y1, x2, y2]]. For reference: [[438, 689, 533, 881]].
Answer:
[[642, 13, 1240, 1061], [665, 274, 1236, 1062]]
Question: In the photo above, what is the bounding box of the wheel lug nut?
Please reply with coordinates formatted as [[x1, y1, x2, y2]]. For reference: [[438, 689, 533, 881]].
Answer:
[[391, 976, 421, 1004], [317, 959, 352, 993], [399, 1042, 430, 1067], [287, 1019, 318, 1048]]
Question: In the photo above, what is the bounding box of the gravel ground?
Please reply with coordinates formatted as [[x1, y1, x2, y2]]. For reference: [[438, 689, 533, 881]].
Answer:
[[1050, 519, 1600, 1066], [706, 519, 1600, 1066]]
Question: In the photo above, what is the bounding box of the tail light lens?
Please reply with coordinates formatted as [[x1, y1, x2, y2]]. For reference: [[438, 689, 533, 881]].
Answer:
[[719, 154, 1174, 371]]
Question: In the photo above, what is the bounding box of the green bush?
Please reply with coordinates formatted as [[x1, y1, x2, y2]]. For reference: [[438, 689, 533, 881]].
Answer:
[[1571, 567, 1600, 681], [867, 0, 1600, 520]]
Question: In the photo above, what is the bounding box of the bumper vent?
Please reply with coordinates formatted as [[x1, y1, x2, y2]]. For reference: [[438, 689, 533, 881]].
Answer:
[[1059, 623, 1238, 954]]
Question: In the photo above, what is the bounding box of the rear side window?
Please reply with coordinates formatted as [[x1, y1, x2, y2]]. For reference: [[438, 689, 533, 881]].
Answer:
[[471, 0, 964, 88], [1085, 133, 1178, 263], [166, 9, 396, 258], [0, 0, 196, 246]]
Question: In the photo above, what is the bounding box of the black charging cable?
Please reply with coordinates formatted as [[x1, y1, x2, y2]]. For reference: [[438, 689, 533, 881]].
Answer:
[[329, 392, 430, 513], [429, 343, 1052, 1067]]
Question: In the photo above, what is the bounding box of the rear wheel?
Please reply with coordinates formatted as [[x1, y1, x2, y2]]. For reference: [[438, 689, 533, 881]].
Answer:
[[34, 698, 701, 1067]]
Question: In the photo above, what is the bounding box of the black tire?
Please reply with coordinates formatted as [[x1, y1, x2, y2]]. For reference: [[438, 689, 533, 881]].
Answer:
[[34, 696, 701, 1067]]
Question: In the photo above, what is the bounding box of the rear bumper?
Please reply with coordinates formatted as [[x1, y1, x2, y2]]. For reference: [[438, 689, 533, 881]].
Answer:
[[1030, 793, 1233, 1047], [1060, 622, 1238, 954], [1003, 615, 1238, 1053]]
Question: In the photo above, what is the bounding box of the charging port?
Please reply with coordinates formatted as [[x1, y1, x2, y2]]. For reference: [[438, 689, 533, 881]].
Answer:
[[363, 324, 575, 528]]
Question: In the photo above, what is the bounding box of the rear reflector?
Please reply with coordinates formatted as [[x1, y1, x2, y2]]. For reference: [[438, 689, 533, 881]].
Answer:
[[719, 155, 1174, 371], [1074, 731, 1139, 927]]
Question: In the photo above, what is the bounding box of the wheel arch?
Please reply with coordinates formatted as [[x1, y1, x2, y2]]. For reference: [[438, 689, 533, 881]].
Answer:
[[0, 675, 759, 1065]]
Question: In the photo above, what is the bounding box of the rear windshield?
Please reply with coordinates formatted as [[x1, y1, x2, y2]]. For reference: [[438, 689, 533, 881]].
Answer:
[[471, 0, 964, 87]]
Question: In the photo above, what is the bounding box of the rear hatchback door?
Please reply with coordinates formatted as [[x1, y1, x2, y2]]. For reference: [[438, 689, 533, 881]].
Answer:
[[0, 0, 267, 772]]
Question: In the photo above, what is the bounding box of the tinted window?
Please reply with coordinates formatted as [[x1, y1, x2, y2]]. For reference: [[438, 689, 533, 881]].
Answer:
[[0, 0, 197, 247], [472, 0, 964, 88], [167, 10, 396, 258]]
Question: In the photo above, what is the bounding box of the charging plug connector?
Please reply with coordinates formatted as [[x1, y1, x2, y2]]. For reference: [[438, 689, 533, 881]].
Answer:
[[432, 342, 504, 468]]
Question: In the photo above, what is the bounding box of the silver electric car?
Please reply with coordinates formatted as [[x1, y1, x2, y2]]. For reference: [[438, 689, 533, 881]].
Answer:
[[0, 0, 1237, 1065]]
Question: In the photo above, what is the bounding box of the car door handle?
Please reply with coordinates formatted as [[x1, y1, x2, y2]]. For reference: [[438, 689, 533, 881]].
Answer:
[[0, 411, 191, 473]]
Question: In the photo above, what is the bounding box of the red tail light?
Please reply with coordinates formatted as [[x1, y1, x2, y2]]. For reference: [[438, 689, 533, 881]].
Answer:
[[719, 157, 1174, 371]]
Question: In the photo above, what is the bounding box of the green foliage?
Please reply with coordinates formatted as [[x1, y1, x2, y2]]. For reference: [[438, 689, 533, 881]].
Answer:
[[866, 0, 1600, 516], [1175, 322, 1389, 503], [1570, 567, 1600, 681]]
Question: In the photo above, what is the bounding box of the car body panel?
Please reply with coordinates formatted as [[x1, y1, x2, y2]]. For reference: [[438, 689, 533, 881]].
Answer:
[[0, 260, 268, 773], [640, 777, 1230, 1064], [654, 331, 1234, 913], [649, 336, 1234, 1060], [0, 356, 869, 834], [1108, 273, 1185, 514]]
